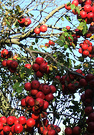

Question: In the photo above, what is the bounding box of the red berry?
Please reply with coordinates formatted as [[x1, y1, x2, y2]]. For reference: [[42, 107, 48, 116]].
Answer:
[[2, 60, 7, 67], [72, 0, 79, 6], [35, 57, 44, 65], [14, 124, 23, 133], [78, 48, 82, 53], [26, 118, 35, 127], [24, 64, 31, 69], [65, 4, 71, 10], [31, 80, 40, 89], [66, 26, 71, 30], [24, 82, 32, 91], [18, 18, 25, 24], [18, 116, 26, 125], [82, 50, 89, 56], [32, 63, 40, 71], [65, 127, 72, 135], [72, 126, 81, 135], [84, 4, 91, 12], [24, 18, 31, 26], [0, 122, 3, 130], [7, 116, 14, 125], [34, 27, 40, 34], [3, 126, 10, 133], [80, 11, 87, 18], [49, 40, 55, 45], [40, 25, 47, 32]]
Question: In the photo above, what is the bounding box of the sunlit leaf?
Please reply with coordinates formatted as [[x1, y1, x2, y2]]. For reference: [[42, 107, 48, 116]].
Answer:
[[70, 4, 75, 10], [65, 15, 71, 22]]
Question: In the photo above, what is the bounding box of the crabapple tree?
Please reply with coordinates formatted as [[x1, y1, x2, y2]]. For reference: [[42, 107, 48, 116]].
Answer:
[[0, 0, 94, 134]]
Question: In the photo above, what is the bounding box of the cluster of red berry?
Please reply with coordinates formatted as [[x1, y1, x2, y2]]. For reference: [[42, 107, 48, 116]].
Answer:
[[80, 74, 94, 134], [34, 25, 47, 34], [78, 39, 94, 57], [65, 126, 81, 135], [20, 80, 61, 134], [0, 115, 26, 134], [24, 57, 50, 78], [65, 0, 94, 24], [68, 32, 80, 47], [18, 18, 31, 27], [45, 40, 55, 48], [1, 49, 18, 73], [2, 59, 18, 73], [32, 57, 50, 78], [61, 26, 82, 47], [64, 73, 94, 135], [1, 49, 12, 59], [1, 52, 61, 134], [55, 69, 85, 94], [0, 111, 61, 134]]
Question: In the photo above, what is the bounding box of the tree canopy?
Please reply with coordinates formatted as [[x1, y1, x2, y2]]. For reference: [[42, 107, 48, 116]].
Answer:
[[0, 0, 94, 134]]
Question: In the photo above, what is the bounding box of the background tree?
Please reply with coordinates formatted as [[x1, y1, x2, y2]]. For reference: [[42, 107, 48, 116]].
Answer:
[[0, 0, 94, 134]]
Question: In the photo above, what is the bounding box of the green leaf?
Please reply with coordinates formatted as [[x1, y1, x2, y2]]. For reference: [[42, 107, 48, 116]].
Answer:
[[6, 20, 11, 29], [13, 82, 20, 89], [16, 85, 24, 93], [32, 42, 35, 45], [69, 35, 73, 41], [60, 35, 65, 41], [26, 68, 31, 76], [64, 44, 68, 49], [71, 42, 76, 49], [72, 100, 79, 105], [70, 4, 75, 10], [17, 57, 21, 60], [77, 18, 82, 22], [67, 58, 72, 68], [21, 67, 26, 74], [74, 64, 82, 69], [53, 54, 57, 58], [15, 21, 19, 28], [13, 82, 24, 93], [29, 13, 34, 17], [75, 7, 80, 14], [62, 28, 67, 32], [64, 32, 68, 37], [79, 22, 85, 27], [66, 2, 71, 6], [20, 74, 24, 79], [78, 56, 84, 62], [65, 15, 71, 22], [35, 38, 38, 43], [22, 27, 25, 31], [61, 17, 64, 21], [77, 25, 83, 30], [82, 25, 88, 35], [15, 10, 19, 15], [16, 5, 21, 10], [56, 39, 63, 47], [29, 46, 33, 50], [11, 75, 19, 80]]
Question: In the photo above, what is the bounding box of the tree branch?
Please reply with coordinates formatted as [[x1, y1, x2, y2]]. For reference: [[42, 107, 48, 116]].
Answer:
[[17, 43, 85, 78], [40, 4, 65, 24], [17, 4, 65, 40]]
